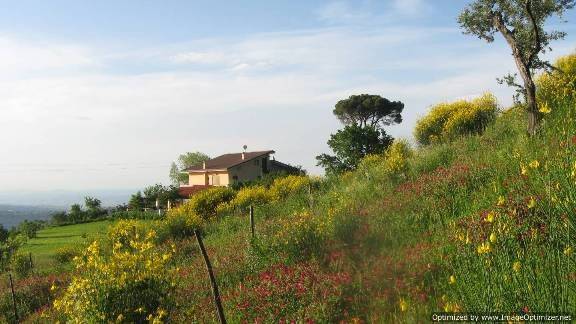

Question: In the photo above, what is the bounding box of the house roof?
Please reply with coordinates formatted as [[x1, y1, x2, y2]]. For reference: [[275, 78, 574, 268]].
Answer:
[[184, 150, 275, 172], [178, 185, 212, 198]]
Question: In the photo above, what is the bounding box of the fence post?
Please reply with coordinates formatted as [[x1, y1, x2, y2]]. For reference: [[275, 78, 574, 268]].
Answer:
[[194, 230, 226, 324], [308, 182, 314, 209], [29, 252, 33, 270], [9, 273, 18, 322], [249, 205, 255, 239]]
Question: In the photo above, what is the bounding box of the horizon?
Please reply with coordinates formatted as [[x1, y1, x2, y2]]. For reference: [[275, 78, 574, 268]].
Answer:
[[1, 0, 575, 193]]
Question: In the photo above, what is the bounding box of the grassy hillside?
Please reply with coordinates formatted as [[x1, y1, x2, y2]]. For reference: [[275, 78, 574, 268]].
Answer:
[[20, 220, 120, 270], [2, 77, 575, 321]]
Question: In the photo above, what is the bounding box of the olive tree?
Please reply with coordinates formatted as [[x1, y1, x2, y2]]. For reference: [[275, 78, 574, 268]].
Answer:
[[459, 0, 575, 135]]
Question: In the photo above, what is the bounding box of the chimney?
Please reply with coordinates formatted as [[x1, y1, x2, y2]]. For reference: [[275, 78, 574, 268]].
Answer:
[[242, 152, 245, 160], [203, 161, 206, 169], [242, 144, 247, 160]]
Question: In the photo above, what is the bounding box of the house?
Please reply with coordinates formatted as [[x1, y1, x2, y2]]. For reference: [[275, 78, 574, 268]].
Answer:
[[178, 150, 299, 198]]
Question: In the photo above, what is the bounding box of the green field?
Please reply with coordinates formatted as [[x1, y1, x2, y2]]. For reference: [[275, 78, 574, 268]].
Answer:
[[21, 220, 117, 270]]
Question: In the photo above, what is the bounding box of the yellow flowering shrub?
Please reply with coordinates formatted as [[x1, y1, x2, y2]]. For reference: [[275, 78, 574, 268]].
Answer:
[[536, 53, 576, 109], [164, 204, 204, 239], [54, 222, 175, 322], [218, 185, 273, 212], [181, 187, 235, 220], [414, 93, 498, 145], [383, 139, 412, 175], [269, 175, 311, 200]]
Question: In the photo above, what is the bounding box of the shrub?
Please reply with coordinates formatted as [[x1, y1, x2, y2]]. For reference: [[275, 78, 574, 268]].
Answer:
[[110, 210, 162, 220], [218, 185, 273, 213], [0, 274, 67, 323], [12, 252, 33, 278], [162, 212, 203, 240], [536, 53, 576, 110], [184, 187, 235, 220], [414, 93, 498, 145], [54, 227, 175, 322], [269, 175, 311, 200], [53, 246, 81, 265]]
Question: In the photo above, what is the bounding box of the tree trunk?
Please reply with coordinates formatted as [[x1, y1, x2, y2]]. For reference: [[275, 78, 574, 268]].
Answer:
[[525, 78, 539, 136], [493, 14, 541, 135]]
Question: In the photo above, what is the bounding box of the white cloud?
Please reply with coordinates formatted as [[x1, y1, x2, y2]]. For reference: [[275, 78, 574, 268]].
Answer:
[[0, 35, 95, 75], [0, 25, 574, 191]]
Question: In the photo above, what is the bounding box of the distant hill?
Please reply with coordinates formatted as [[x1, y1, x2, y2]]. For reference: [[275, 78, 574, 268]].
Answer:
[[0, 204, 64, 229], [0, 189, 136, 207]]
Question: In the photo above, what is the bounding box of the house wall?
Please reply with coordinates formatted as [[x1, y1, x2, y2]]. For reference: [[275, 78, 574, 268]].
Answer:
[[227, 156, 269, 185], [189, 173, 208, 186], [188, 171, 230, 186]]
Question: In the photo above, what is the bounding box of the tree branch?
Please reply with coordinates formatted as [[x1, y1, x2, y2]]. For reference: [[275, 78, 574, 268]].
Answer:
[[525, 0, 542, 66]]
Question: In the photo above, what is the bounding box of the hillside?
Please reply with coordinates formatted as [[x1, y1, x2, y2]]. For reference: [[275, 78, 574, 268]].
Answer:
[[0, 205, 62, 229], [2, 58, 575, 322]]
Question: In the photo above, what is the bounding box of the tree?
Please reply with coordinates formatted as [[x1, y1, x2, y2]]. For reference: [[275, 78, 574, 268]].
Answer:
[[169, 151, 211, 185], [84, 196, 102, 211], [459, 0, 575, 135], [333, 94, 404, 128], [128, 191, 145, 211], [69, 204, 84, 223], [316, 125, 393, 174], [0, 225, 8, 242]]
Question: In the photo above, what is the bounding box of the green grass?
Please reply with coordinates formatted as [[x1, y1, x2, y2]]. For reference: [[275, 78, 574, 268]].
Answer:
[[21, 220, 117, 270]]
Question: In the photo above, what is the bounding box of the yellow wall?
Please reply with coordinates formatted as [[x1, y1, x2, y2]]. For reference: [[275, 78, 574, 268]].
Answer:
[[189, 173, 208, 185], [187, 155, 270, 187], [188, 171, 230, 186]]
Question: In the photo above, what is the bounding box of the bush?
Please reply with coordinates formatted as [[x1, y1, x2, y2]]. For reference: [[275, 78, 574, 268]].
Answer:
[[269, 175, 311, 200], [184, 187, 235, 220], [53, 246, 81, 265], [110, 210, 162, 220], [162, 212, 203, 240], [218, 185, 273, 213], [12, 252, 33, 278], [0, 274, 67, 323], [536, 53, 576, 110], [54, 226, 175, 322], [414, 93, 498, 145]]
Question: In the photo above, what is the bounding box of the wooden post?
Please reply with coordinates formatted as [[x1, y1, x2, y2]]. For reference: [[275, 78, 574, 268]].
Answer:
[[194, 230, 226, 324], [9, 273, 18, 322], [249, 205, 255, 239], [29, 252, 33, 270], [308, 183, 314, 209]]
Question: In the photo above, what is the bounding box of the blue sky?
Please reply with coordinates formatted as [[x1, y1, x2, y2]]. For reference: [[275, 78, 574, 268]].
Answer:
[[0, 0, 575, 192]]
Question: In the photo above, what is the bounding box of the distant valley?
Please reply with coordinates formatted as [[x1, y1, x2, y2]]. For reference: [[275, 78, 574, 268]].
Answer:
[[0, 204, 64, 228]]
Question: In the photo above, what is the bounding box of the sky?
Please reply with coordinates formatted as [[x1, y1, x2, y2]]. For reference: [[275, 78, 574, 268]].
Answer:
[[0, 0, 575, 194]]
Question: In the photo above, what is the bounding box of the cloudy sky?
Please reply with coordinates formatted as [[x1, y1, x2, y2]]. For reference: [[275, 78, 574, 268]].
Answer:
[[0, 0, 575, 192]]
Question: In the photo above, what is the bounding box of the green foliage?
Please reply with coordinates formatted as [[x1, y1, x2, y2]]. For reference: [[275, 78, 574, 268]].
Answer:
[[110, 210, 162, 221], [333, 94, 404, 127], [53, 246, 81, 265], [128, 191, 145, 210], [12, 252, 33, 278], [142, 184, 180, 209], [317, 125, 393, 174], [170, 151, 211, 185], [14, 220, 45, 239], [0, 275, 66, 323], [414, 93, 498, 145], [458, 0, 574, 133]]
